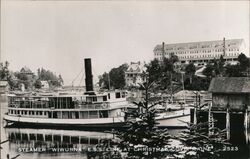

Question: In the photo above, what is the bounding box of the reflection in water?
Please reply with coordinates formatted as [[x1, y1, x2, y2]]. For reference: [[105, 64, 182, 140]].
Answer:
[[3, 127, 114, 159]]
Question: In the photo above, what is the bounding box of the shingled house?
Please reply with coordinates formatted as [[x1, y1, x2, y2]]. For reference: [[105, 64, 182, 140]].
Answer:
[[209, 77, 250, 111]]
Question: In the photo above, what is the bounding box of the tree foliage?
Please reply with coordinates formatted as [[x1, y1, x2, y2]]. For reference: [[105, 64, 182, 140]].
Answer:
[[0, 61, 10, 80], [179, 120, 230, 159], [146, 57, 181, 92], [185, 63, 196, 84], [203, 53, 249, 78], [184, 76, 210, 91], [98, 64, 128, 89], [37, 68, 63, 87], [238, 53, 249, 71], [0, 61, 64, 90], [146, 58, 162, 84]]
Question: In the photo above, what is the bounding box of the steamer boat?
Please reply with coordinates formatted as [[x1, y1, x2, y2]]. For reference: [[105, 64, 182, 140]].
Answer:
[[3, 59, 130, 128]]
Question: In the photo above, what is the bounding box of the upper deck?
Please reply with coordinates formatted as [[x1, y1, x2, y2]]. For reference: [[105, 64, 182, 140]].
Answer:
[[8, 90, 128, 110]]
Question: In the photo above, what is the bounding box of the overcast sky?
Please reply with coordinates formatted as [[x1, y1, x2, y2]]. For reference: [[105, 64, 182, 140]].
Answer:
[[1, 1, 249, 85]]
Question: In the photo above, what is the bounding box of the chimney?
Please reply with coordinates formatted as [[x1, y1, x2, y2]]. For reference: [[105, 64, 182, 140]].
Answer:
[[84, 58, 95, 95], [162, 42, 165, 58], [223, 37, 226, 56], [162, 42, 165, 53]]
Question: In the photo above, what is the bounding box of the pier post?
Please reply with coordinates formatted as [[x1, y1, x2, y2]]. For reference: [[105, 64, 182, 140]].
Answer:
[[208, 104, 214, 136], [244, 108, 248, 144], [226, 108, 230, 141], [193, 108, 197, 125]]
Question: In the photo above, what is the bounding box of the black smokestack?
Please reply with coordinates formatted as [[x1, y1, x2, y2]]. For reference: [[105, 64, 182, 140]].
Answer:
[[84, 58, 94, 94]]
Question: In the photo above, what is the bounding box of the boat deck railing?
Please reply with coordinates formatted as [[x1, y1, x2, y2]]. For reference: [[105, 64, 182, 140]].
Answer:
[[8, 102, 111, 110]]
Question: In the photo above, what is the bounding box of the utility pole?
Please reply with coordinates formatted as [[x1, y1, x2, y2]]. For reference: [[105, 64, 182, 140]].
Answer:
[[170, 73, 173, 103], [181, 72, 186, 103]]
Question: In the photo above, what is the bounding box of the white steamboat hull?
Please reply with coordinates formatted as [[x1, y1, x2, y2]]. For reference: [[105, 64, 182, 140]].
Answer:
[[155, 109, 190, 128], [156, 114, 190, 128], [4, 115, 125, 128]]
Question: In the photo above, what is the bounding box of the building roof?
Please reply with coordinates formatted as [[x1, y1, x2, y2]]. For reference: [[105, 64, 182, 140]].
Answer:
[[154, 39, 244, 52], [20, 66, 33, 74], [209, 77, 250, 93], [125, 62, 146, 73]]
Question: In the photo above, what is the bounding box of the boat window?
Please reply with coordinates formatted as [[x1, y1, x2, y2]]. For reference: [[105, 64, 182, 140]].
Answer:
[[103, 96, 107, 101], [115, 92, 121, 98], [80, 112, 88, 119], [99, 110, 108, 118], [75, 112, 79, 119], [80, 137, 88, 144], [17, 110, 20, 114], [108, 93, 110, 99], [69, 112, 72, 118], [90, 138, 98, 144], [93, 97, 97, 102], [89, 111, 98, 118]]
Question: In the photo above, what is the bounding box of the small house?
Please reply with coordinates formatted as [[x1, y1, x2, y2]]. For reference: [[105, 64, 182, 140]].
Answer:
[[0, 81, 9, 94], [41, 81, 50, 89], [209, 77, 250, 111]]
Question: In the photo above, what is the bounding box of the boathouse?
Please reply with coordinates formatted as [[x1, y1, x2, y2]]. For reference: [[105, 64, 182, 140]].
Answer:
[[209, 77, 250, 111], [208, 77, 250, 143]]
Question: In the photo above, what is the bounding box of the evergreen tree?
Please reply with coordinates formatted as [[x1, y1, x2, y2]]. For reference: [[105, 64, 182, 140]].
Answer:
[[185, 63, 196, 84]]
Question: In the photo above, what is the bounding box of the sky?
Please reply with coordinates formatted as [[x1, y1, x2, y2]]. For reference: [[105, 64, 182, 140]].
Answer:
[[1, 0, 249, 85]]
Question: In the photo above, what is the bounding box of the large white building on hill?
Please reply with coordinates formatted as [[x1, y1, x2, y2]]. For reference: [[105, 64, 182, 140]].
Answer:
[[154, 38, 246, 64]]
